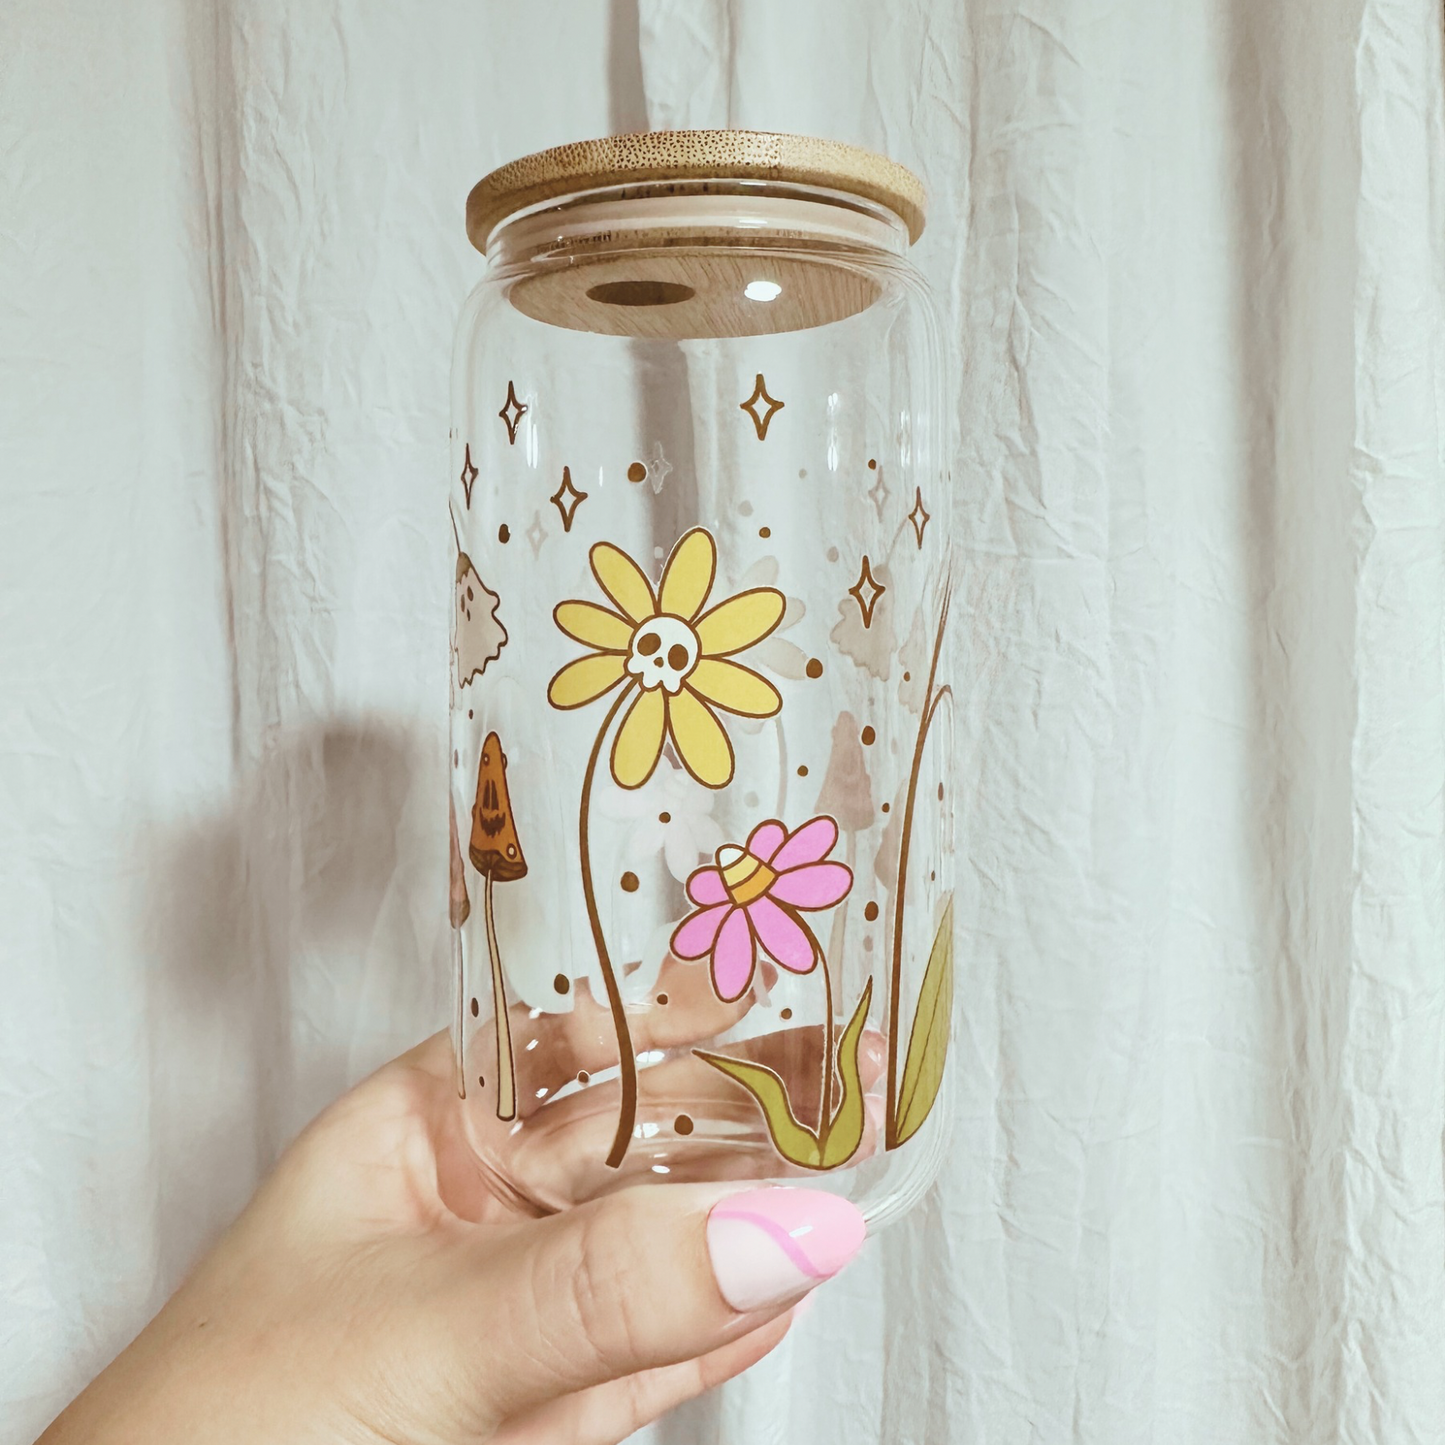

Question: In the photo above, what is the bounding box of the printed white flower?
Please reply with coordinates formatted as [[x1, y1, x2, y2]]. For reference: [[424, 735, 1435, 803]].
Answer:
[[602, 755, 725, 882], [740, 555, 809, 681]]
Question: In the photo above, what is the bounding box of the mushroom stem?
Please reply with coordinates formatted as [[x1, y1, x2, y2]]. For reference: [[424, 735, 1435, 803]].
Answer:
[[484, 871, 517, 1121]]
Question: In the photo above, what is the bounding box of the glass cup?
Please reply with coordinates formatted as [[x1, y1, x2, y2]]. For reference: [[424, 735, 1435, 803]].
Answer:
[[449, 132, 954, 1226]]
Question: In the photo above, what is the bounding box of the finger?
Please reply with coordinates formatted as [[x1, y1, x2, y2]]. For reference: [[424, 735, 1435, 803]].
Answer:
[[707, 1023, 888, 1123], [518, 1020, 885, 1129], [469, 1023, 889, 1209], [466, 1183, 865, 1420], [382, 1029, 846, 1223], [489, 1099, 883, 1209], [461, 954, 752, 1124], [492, 1311, 793, 1445], [388, 1028, 458, 1089], [371, 1033, 535, 1225], [516, 952, 756, 1088], [623, 950, 759, 1051], [495, 996, 884, 1127], [508, 1024, 887, 1165]]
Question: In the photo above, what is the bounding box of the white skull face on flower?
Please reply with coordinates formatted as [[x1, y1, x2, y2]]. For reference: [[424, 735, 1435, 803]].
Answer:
[[625, 615, 700, 695]]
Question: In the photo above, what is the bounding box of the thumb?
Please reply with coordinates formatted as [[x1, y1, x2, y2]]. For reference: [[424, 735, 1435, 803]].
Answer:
[[474, 1184, 865, 1420]]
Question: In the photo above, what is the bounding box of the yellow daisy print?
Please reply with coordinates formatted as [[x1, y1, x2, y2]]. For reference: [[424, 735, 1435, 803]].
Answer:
[[549, 528, 785, 789]]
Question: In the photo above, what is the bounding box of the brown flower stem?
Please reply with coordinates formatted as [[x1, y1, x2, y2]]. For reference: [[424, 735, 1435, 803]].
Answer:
[[885, 586, 952, 1150], [819, 828, 857, 1128], [787, 912, 835, 1137], [819, 935, 835, 1133], [580, 683, 639, 1169], [483, 872, 517, 1122]]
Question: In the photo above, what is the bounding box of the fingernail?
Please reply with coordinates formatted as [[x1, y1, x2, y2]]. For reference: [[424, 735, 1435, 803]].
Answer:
[[706, 1187, 866, 1312]]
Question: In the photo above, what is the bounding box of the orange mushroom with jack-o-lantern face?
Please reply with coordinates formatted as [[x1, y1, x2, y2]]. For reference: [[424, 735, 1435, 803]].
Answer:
[[469, 733, 527, 1120]]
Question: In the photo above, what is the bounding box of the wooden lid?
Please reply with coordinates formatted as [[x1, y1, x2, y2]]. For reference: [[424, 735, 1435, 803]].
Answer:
[[467, 130, 926, 252]]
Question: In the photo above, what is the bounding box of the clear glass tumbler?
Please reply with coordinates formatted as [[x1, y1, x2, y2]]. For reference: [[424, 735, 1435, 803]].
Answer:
[[448, 131, 953, 1226]]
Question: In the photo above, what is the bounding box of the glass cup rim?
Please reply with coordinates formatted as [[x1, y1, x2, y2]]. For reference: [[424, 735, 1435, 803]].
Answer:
[[485, 179, 914, 273]]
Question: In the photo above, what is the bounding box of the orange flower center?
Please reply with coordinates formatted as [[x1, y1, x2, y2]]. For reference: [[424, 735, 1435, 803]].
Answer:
[[716, 844, 777, 906]]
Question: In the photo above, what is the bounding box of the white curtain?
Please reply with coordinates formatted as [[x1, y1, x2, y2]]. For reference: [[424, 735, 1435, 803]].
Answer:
[[4, 1, 1443, 1440]]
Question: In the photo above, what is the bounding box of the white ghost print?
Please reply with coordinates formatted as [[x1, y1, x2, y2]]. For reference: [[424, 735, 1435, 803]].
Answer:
[[455, 552, 507, 687]]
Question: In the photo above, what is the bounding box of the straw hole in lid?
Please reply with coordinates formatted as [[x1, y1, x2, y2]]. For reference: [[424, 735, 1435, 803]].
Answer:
[[587, 279, 696, 307]]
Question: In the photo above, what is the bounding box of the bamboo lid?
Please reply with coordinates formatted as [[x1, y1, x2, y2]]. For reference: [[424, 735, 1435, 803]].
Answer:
[[467, 129, 927, 253]]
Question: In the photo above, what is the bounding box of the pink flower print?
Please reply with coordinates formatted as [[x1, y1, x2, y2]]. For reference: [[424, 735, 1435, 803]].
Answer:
[[671, 815, 854, 1003]]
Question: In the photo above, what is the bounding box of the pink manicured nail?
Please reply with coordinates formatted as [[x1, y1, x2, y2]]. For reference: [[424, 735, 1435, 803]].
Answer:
[[706, 1187, 866, 1312]]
